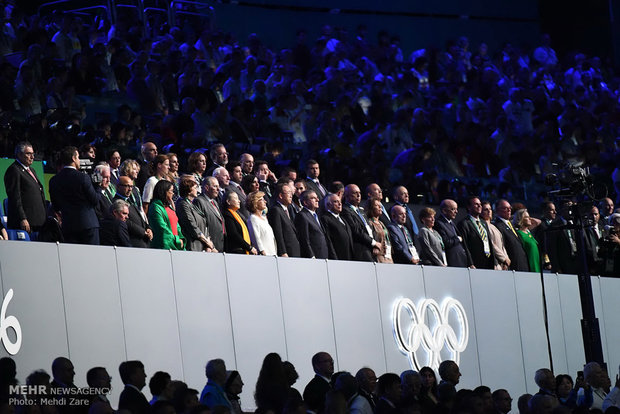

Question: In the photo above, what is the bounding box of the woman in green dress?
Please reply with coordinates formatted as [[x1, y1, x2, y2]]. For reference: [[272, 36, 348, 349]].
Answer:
[[513, 208, 541, 272], [148, 180, 185, 250]]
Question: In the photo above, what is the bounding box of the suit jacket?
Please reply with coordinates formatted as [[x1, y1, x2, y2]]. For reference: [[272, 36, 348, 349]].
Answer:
[[135, 159, 151, 193], [304, 178, 327, 200], [194, 193, 225, 252], [457, 217, 496, 269], [303, 375, 331, 414], [99, 217, 131, 247], [390, 201, 418, 237], [295, 208, 332, 259], [4, 160, 47, 229], [375, 398, 399, 414], [118, 385, 150, 414], [223, 208, 253, 254], [387, 222, 415, 264], [416, 227, 445, 266], [434, 215, 472, 267], [341, 204, 374, 262], [95, 188, 113, 222], [147, 199, 184, 250], [176, 197, 209, 251], [113, 195, 150, 248], [49, 167, 100, 232], [267, 202, 301, 257], [321, 211, 354, 260], [584, 225, 603, 274], [493, 217, 529, 271], [547, 217, 578, 274]]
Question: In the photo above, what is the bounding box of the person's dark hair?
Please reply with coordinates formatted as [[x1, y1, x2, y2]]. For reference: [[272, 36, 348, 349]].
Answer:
[[555, 374, 573, 392], [86, 367, 106, 387], [474, 385, 491, 396], [377, 373, 400, 397], [227, 160, 241, 174], [153, 180, 174, 204], [59, 146, 78, 166], [119, 360, 144, 384], [149, 371, 172, 397], [328, 181, 344, 194], [26, 370, 50, 386], [241, 174, 258, 195], [366, 198, 382, 218], [254, 353, 288, 413], [179, 175, 198, 198], [253, 159, 269, 174], [419, 366, 438, 395], [306, 159, 319, 169]]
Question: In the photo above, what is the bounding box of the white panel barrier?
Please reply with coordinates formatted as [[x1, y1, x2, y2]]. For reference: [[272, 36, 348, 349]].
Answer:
[[277, 257, 336, 397], [470, 270, 526, 397], [58, 244, 127, 406], [0, 241, 617, 411], [513, 272, 556, 394], [170, 251, 235, 400]]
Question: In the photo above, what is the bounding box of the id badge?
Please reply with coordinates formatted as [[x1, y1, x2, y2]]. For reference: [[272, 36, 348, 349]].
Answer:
[[483, 238, 491, 255], [441, 251, 448, 266], [410, 246, 420, 261]]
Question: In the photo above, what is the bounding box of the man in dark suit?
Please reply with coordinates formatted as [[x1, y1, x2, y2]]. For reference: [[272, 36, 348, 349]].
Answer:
[[584, 206, 604, 274], [295, 190, 334, 259], [321, 193, 354, 260], [534, 201, 556, 268], [493, 199, 529, 271], [135, 141, 158, 193], [268, 183, 301, 257], [50, 357, 80, 414], [303, 352, 334, 414], [118, 360, 150, 414], [4, 141, 47, 235], [387, 205, 420, 264], [366, 183, 391, 227], [434, 199, 473, 267], [205, 143, 229, 177], [93, 164, 114, 223], [225, 161, 249, 219], [392, 186, 419, 237], [113, 176, 153, 248], [194, 177, 225, 252], [304, 159, 327, 200], [341, 184, 379, 262], [458, 196, 495, 269], [547, 200, 579, 274], [49, 146, 100, 245], [100, 199, 132, 247], [375, 373, 401, 414]]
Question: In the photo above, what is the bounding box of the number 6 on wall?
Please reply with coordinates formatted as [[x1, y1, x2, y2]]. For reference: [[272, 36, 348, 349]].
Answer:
[[1, 289, 22, 355]]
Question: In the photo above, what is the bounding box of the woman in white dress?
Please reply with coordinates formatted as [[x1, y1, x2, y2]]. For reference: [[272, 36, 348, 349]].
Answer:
[[246, 190, 277, 256], [142, 154, 170, 212]]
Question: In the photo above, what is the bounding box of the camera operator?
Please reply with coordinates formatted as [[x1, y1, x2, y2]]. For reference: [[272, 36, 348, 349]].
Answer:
[[548, 200, 579, 274], [599, 213, 620, 277], [584, 206, 605, 275]]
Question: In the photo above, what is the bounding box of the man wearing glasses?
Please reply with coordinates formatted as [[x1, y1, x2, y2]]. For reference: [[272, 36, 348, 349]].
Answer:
[[4, 141, 47, 237], [114, 176, 152, 248]]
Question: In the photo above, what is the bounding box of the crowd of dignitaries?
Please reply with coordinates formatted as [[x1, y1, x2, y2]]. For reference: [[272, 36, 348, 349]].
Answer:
[[3, 353, 619, 414], [3, 140, 620, 275]]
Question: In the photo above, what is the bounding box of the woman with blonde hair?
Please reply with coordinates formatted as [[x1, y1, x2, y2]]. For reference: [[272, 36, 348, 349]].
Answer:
[[514, 208, 540, 272], [416, 207, 447, 266], [223, 191, 257, 255], [246, 191, 277, 255]]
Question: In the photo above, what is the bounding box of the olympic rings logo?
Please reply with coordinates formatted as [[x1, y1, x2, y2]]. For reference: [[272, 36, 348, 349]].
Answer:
[[392, 297, 468, 371], [1, 289, 22, 355]]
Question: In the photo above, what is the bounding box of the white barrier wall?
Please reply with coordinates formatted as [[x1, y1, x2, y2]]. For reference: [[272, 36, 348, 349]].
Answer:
[[0, 241, 616, 411]]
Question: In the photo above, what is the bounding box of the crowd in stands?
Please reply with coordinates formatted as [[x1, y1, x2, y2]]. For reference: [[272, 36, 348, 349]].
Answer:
[[1, 2, 620, 273], [2, 354, 620, 414]]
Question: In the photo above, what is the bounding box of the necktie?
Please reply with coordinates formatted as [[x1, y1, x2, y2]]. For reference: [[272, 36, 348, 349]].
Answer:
[[315, 180, 326, 197], [26, 168, 38, 183], [402, 226, 413, 247], [507, 220, 518, 237], [284, 206, 290, 220], [403, 204, 419, 235], [475, 219, 490, 257], [211, 199, 225, 234]]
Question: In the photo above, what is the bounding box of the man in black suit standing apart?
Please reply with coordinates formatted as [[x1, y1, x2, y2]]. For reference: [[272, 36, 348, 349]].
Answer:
[[303, 352, 334, 414], [434, 199, 473, 267], [49, 146, 100, 245], [4, 141, 47, 235], [118, 360, 150, 414], [113, 176, 153, 248], [268, 183, 301, 257], [304, 159, 327, 200], [458, 196, 495, 269], [295, 190, 333, 259], [493, 199, 529, 271], [321, 193, 354, 260], [547, 200, 579, 274], [341, 184, 380, 262]]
